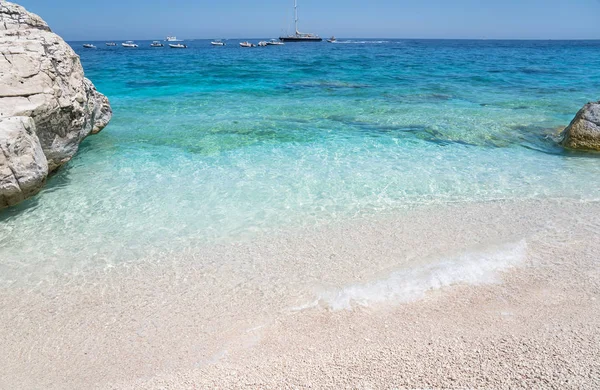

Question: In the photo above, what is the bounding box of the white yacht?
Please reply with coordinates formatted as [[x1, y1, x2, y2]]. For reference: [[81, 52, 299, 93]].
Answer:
[[279, 0, 322, 42], [267, 39, 284, 46], [169, 43, 187, 49], [258, 41, 268, 47], [105, 42, 117, 46], [211, 40, 226, 46], [165, 36, 182, 42], [122, 41, 138, 48], [239, 41, 255, 48], [150, 41, 164, 47]]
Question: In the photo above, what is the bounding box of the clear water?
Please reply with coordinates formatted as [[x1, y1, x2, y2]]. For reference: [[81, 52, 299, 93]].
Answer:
[[1, 39, 600, 283]]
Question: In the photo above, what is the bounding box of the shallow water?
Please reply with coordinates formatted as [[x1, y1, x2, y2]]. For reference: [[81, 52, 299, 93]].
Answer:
[[1, 39, 599, 285]]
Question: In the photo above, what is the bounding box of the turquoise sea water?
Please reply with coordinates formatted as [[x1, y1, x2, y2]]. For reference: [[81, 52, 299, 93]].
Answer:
[[1, 39, 599, 284]]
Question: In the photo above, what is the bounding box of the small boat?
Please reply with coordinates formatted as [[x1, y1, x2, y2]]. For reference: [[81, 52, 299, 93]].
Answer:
[[267, 39, 284, 46], [105, 42, 117, 46], [83, 44, 96, 49], [327, 36, 337, 43], [122, 41, 138, 48], [258, 41, 268, 47], [211, 40, 226, 46], [239, 41, 256, 48], [150, 41, 164, 47], [165, 36, 182, 42], [169, 43, 187, 49]]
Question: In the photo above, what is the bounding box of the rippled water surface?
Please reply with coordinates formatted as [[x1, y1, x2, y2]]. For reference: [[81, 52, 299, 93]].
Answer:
[[1, 39, 599, 283]]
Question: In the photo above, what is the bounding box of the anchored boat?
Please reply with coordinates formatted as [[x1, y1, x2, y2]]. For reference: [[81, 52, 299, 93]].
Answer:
[[83, 44, 96, 49], [211, 40, 226, 46], [267, 39, 284, 46], [122, 41, 138, 48], [169, 43, 188, 49], [279, 0, 322, 42], [150, 41, 164, 47]]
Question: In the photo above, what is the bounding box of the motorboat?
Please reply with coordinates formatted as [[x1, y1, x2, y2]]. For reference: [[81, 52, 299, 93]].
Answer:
[[258, 41, 268, 47], [122, 41, 138, 48], [239, 41, 256, 48], [105, 42, 117, 46], [169, 43, 188, 49], [279, 0, 322, 42], [327, 36, 337, 43], [267, 39, 284, 46], [211, 40, 226, 46], [150, 41, 164, 47], [165, 36, 181, 42], [83, 44, 96, 49]]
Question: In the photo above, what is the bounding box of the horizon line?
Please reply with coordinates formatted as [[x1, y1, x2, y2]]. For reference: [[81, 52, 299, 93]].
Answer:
[[66, 37, 600, 42]]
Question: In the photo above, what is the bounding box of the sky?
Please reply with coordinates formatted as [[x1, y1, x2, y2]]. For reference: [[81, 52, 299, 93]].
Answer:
[[12, 0, 600, 41]]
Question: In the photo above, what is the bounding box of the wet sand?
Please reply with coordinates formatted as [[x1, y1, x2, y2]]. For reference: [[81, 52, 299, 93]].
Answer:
[[1, 199, 599, 389]]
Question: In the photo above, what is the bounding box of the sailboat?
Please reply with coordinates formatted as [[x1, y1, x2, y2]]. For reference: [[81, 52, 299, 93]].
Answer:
[[279, 0, 322, 42]]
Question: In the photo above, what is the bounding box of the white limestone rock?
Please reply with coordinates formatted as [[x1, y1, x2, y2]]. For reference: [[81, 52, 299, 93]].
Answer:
[[561, 101, 600, 152], [0, 1, 112, 208], [0, 116, 47, 208]]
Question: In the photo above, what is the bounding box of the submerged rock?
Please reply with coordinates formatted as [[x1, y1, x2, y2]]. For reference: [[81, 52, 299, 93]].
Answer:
[[0, 1, 111, 208], [561, 101, 600, 151]]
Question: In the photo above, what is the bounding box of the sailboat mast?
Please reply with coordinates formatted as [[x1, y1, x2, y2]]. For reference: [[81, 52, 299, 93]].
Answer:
[[279, 0, 321, 41], [294, 0, 299, 35]]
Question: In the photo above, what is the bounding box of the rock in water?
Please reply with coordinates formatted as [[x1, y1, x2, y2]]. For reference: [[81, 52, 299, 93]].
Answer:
[[0, 117, 48, 208], [561, 101, 600, 151], [0, 1, 112, 208]]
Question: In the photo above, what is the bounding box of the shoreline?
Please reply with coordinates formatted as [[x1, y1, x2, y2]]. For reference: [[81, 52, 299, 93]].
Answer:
[[1, 198, 599, 388]]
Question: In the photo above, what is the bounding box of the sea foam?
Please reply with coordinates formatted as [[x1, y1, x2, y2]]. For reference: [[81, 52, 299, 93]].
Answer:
[[319, 240, 527, 310]]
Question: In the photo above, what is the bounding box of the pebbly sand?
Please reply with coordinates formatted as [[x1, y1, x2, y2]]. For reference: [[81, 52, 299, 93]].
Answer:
[[1, 198, 599, 389]]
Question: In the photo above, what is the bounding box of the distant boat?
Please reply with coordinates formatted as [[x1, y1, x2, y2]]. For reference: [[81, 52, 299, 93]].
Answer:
[[165, 36, 182, 42], [239, 41, 256, 48], [83, 44, 96, 49], [169, 43, 187, 49], [211, 40, 226, 46], [150, 41, 164, 47], [122, 41, 138, 48], [327, 36, 337, 43], [267, 39, 284, 46], [258, 41, 269, 47], [105, 42, 117, 46], [279, 0, 322, 42]]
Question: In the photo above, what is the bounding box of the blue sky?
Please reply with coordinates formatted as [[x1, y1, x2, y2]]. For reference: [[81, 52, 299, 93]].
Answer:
[[14, 0, 600, 40]]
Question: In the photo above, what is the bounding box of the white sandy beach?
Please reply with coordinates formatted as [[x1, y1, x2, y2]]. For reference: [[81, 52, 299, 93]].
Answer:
[[1, 198, 599, 389]]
